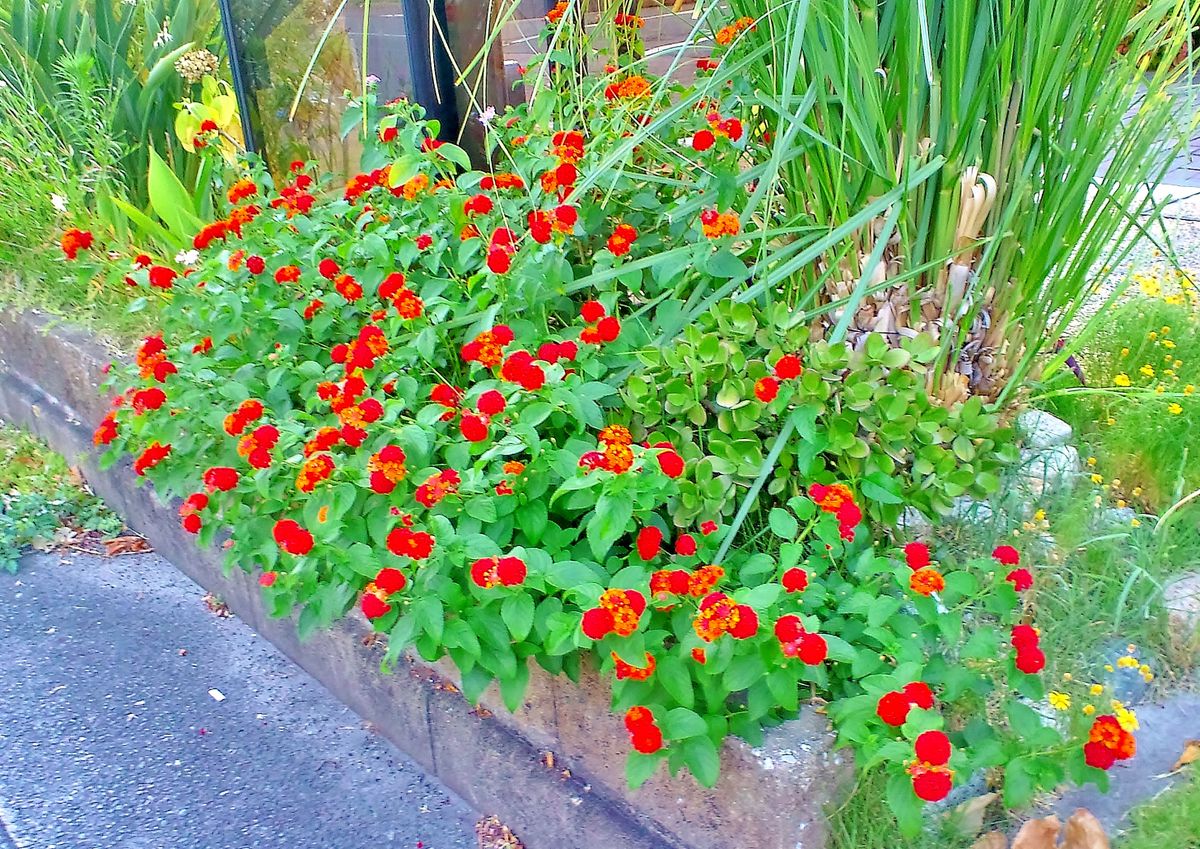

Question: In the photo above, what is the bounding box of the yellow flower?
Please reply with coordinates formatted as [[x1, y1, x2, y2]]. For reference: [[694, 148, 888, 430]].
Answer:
[[1114, 374, 1132, 387], [1163, 339, 1176, 349], [1090, 683, 1105, 695], [1131, 518, 1142, 528], [1033, 508, 1046, 522], [1141, 365, 1156, 378], [1132, 487, 1143, 497], [1105, 664, 1115, 672], [1117, 655, 1140, 669], [1114, 705, 1139, 732], [1155, 384, 1166, 394], [1049, 691, 1072, 711], [1083, 704, 1096, 716], [1162, 326, 1171, 334], [1091, 473, 1103, 484], [1106, 417, 1117, 426], [1169, 403, 1183, 415], [1139, 664, 1152, 675], [1149, 332, 1158, 341], [1087, 457, 1097, 467], [1185, 385, 1196, 396], [1117, 499, 1127, 508]]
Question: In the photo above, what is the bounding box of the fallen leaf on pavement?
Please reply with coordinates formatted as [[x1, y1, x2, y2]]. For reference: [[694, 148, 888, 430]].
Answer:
[[1012, 816, 1061, 849], [103, 535, 150, 556], [950, 792, 998, 837], [1170, 739, 1200, 772], [971, 832, 1008, 849], [475, 815, 523, 849], [1061, 808, 1109, 849]]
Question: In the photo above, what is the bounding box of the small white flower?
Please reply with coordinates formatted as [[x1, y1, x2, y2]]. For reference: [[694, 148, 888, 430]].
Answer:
[[50, 194, 69, 212], [365, 74, 380, 85], [153, 19, 173, 48], [175, 249, 199, 266], [477, 106, 497, 126]]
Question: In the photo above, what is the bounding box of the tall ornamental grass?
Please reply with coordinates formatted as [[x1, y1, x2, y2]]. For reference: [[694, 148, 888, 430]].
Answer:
[[479, 0, 1198, 407]]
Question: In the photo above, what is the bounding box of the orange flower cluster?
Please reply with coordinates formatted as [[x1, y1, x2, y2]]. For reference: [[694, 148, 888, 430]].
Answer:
[[1083, 715, 1136, 770], [545, 0, 568, 23], [134, 441, 171, 475], [699, 209, 740, 239], [613, 651, 655, 680], [179, 492, 208, 534], [368, 445, 408, 494], [470, 556, 527, 588], [613, 12, 644, 27], [415, 469, 460, 508], [227, 177, 257, 205], [462, 325, 513, 368], [297, 453, 335, 493], [581, 588, 646, 638], [386, 523, 435, 559], [607, 223, 638, 256], [495, 460, 526, 496], [551, 130, 585, 164], [93, 411, 118, 446], [604, 75, 652, 101], [579, 422, 635, 474], [809, 482, 862, 541], [625, 706, 663, 753], [237, 424, 279, 469], [361, 567, 408, 619], [578, 300, 622, 346], [773, 615, 827, 664], [60, 227, 94, 259], [223, 398, 264, 436], [650, 564, 724, 599], [693, 592, 758, 641], [135, 335, 174, 382], [715, 15, 754, 45], [908, 731, 954, 801], [479, 172, 525, 190]]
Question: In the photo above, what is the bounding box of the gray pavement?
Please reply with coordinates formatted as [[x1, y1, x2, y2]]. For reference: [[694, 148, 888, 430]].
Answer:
[[0, 551, 478, 849]]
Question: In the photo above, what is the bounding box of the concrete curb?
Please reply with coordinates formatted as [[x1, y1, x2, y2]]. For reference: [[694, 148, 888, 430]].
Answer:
[[0, 309, 849, 849]]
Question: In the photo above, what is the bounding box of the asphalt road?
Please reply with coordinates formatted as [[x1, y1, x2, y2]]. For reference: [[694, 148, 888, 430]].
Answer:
[[0, 550, 477, 849]]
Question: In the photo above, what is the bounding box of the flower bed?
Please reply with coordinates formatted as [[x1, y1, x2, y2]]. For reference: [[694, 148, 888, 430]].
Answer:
[[0, 307, 846, 849], [43, 0, 1191, 834], [61, 86, 1145, 834]]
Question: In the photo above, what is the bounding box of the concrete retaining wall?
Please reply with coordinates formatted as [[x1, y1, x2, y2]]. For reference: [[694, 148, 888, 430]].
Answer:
[[0, 309, 850, 849]]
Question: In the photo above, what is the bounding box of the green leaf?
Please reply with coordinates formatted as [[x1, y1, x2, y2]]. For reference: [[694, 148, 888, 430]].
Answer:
[[626, 750, 663, 789], [681, 736, 721, 787], [147, 147, 202, 238], [501, 593, 535, 642], [1003, 756, 1036, 808], [768, 507, 799, 539], [435, 143, 472, 171], [586, 492, 633, 560], [657, 656, 695, 709], [886, 771, 924, 837], [663, 707, 708, 739], [497, 660, 530, 712]]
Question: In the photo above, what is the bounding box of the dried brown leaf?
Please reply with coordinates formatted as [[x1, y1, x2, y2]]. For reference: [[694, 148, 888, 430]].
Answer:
[[971, 832, 1008, 849], [1011, 816, 1061, 849], [1061, 808, 1109, 849], [1170, 739, 1200, 772], [103, 535, 150, 556], [950, 792, 999, 837], [475, 815, 523, 849]]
